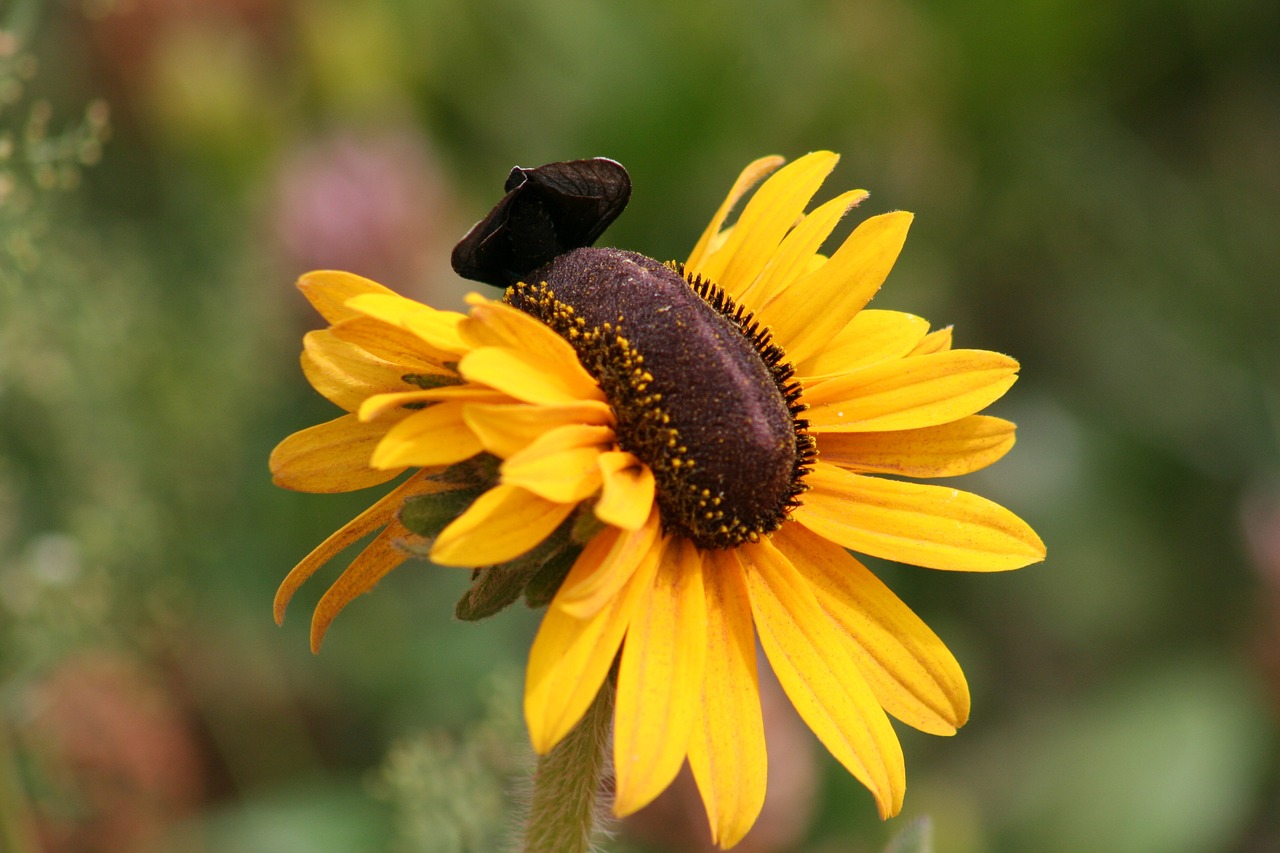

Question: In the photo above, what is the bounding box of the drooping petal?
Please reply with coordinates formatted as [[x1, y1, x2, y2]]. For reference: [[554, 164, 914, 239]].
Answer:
[[802, 349, 1020, 433], [460, 296, 601, 397], [525, 531, 664, 753], [774, 524, 969, 735], [309, 516, 428, 652], [273, 469, 446, 624], [557, 508, 661, 619], [594, 451, 656, 531], [369, 401, 484, 469], [695, 152, 840, 299], [459, 346, 606, 406], [300, 329, 413, 413], [738, 538, 905, 818], [270, 414, 405, 493], [614, 537, 707, 817], [795, 309, 931, 381], [687, 548, 767, 849], [462, 400, 615, 459], [737, 188, 868, 306], [430, 484, 576, 567], [757, 211, 914, 365], [686, 156, 785, 274], [499, 425, 612, 503], [815, 416, 1017, 477], [793, 462, 1046, 571], [297, 270, 398, 324]]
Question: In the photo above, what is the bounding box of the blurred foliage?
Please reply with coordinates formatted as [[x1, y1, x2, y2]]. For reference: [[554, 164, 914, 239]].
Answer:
[[1, 0, 1278, 851]]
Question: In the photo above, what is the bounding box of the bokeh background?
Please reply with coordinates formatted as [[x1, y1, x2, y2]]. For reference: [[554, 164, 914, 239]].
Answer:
[[2, 0, 1278, 851]]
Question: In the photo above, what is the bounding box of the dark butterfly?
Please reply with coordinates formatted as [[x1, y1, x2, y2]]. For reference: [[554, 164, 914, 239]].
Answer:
[[451, 158, 632, 287]]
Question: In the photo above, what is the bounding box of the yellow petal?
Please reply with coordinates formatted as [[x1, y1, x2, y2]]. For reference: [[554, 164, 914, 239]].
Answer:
[[460, 295, 600, 398], [793, 462, 1046, 571], [430, 484, 575, 567], [273, 469, 447, 625], [738, 538, 905, 818], [815, 416, 1017, 477], [910, 325, 953, 355], [737, 188, 869, 306], [557, 508, 662, 619], [346, 292, 470, 356], [594, 451, 656, 531], [499, 424, 612, 503], [309, 517, 425, 652], [687, 548, 767, 849], [301, 329, 411, 413], [524, 531, 663, 752], [775, 524, 969, 735], [462, 400, 616, 459], [757, 211, 913, 365], [795, 310, 931, 381], [297, 270, 397, 324], [459, 346, 605, 405], [614, 538, 707, 817], [686, 155, 785, 274], [803, 349, 1020, 433], [369, 401, 484, 469], [330, 315, 466, 370], [358, 385, 509, 422], [696, 152, 840, 298], [270, 414, 404, 493]]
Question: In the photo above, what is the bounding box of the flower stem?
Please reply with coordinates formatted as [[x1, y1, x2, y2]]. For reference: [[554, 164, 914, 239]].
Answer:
[[523, 679, 615, 853]]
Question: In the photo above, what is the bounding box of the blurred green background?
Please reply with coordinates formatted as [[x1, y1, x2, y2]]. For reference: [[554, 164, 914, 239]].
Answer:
[[2, 0, 1278, 851]]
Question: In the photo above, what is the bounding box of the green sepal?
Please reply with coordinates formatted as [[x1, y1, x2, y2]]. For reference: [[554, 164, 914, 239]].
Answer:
[[454, 515, 576, 621], [523, 544, 580, 609], [402, 372, 464, 389], [399, 487, 483, 539]]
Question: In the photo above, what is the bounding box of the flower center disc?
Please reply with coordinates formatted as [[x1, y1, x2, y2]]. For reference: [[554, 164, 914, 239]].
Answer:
[[508, 247, 811, 549]]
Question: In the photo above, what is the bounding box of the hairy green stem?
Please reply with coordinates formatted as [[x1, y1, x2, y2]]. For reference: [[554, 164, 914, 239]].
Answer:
[[522, 680, 615, 853]]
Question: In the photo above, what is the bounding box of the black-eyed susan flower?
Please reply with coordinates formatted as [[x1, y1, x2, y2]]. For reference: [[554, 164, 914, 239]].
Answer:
[[271, 152, 1045, 848]]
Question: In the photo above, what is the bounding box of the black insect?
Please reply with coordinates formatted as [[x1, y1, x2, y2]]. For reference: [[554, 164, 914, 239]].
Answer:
[[451, 158, 632, 287]]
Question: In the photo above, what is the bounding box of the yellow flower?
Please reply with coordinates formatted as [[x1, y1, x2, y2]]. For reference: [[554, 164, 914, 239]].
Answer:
[[271, 152, 1045, 847]]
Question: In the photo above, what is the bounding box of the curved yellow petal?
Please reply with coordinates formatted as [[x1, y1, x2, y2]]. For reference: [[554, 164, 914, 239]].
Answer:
[[803, 349, 1020, 433], [687, 548, 767, 849], [309, 517, 426, 652], [594, 451, 655, 531], [696, 152, 840, 299], [557, 508, 662, 619], [525, 532, 663, 753], [358, 385, 509, 422], [614, 537, 707, 817], [273, 469, 446, 625], [301, 329, 411, 413], [737, 188, 868, 306], [460, 296, 600, 398], [910, 325, 953, 355], [738, 538, 905, 818], [369, 402, 484, 469], [795, 309, 931, 381], [757, 211, 914, 365], [329, 315, 462, 371], [346, 292, 470, 355], [499, 424, 612, 503], [815, 416, 1017, 477], [686, 155, 785, 274], [297, 270, 397, 324], [459, 346, 605, 406], [270, 414, 404, 493], [463, 401, 615, 459], [793, 462, 1046, 571], [775, 524, 969, 735], [430, 484, 575, 567]]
